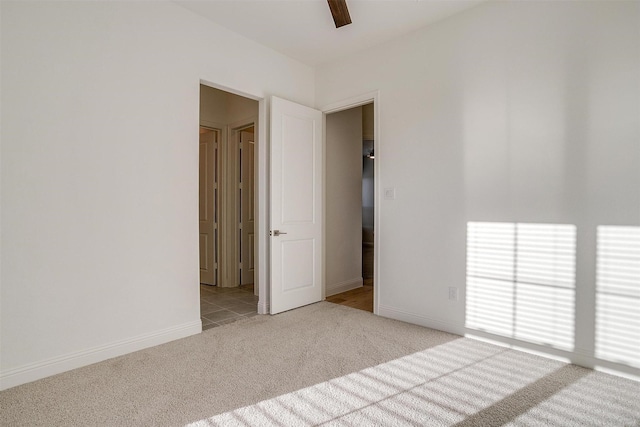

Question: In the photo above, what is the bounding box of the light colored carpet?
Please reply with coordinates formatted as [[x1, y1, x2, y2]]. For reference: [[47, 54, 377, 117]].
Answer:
[[1, 302, 639, 426]]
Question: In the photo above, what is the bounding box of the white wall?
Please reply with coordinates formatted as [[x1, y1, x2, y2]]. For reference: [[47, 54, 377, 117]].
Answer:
[[0, 0, 313, 389], [200, 85, 259, 126], [362, 103, 374, 141], [200, 86, 230, 125], [316, 1, 640, 376], [326, 107, 363, 296]]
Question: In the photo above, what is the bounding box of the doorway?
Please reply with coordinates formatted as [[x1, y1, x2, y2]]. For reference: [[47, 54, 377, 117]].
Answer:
[[199, 84, 259, 329], [324, 102, 375, 313], [198, 88, 379, 319]]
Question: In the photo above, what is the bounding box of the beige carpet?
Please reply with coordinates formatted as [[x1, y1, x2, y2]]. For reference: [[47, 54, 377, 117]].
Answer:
[[1, 302, 638, 426]]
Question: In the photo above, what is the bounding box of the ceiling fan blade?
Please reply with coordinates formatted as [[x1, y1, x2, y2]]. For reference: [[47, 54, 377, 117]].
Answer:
[[327, 0, 352, 28]]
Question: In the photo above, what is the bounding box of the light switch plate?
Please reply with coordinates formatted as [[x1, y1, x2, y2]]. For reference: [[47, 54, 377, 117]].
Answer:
[[384, 187, 396, 200]]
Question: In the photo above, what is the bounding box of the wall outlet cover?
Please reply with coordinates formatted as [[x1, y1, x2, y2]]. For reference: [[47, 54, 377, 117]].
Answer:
[[384, 187, 396, 200]]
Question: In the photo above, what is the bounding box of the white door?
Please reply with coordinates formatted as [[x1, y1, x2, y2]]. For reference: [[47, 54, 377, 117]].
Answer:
[[270, 96, 323, 314], [239, 130, 255, 286], [199, 127, 219, 285]]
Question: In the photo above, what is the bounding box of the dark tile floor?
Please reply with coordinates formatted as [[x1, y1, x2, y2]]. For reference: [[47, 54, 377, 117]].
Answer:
[[200, 283, 258, 331]]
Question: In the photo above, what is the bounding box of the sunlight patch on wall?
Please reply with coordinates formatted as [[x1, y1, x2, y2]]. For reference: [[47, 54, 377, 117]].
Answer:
[[466, 222, 576, 351], [595, 226, 640, 368]]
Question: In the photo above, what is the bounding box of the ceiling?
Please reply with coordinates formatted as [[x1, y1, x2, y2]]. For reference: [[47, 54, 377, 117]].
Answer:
[[175, 0, 485, 67]]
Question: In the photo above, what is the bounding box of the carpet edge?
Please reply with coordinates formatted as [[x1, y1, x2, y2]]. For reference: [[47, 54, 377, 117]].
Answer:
[[0, 320, 202, 391]]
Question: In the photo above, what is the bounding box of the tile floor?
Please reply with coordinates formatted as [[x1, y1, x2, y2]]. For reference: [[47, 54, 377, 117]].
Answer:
[[200, 283, 259, 330]]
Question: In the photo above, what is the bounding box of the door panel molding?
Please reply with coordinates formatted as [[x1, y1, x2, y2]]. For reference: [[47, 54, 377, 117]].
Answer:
[[270, 96, 323, 314]]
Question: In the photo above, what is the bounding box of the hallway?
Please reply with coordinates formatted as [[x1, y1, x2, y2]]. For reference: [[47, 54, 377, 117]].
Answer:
[[326, 278, 373, 313], [200, 284, 258, 330]]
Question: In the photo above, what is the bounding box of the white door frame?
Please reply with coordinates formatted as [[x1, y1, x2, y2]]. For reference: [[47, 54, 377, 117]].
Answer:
[[199, 80, 380, 316], [321, 91, 381, 315]]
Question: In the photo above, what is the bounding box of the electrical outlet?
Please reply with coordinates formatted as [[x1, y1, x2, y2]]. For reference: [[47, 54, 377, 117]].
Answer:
[[448, 287, 459, 301], [384, 187, 396, 200]]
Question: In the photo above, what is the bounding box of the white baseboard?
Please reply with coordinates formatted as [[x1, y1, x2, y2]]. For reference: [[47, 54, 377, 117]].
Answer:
[[465, 329, 640, 382], [377, 304, 464, 336], [377, 305, 640, 382], [326, 277, 363, 297], [0, 320, 202, 391]]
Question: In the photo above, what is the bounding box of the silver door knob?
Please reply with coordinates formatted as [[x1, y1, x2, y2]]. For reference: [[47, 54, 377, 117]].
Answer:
[[270, 230, 287, 236]]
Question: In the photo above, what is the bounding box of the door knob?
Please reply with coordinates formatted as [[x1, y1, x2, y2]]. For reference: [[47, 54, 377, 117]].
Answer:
[[270, 230, 287, 237]]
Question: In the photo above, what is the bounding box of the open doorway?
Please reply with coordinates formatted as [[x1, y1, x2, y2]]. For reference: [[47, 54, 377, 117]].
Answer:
[[325, 102, 375, 312], [199, 84, 259, 330]]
